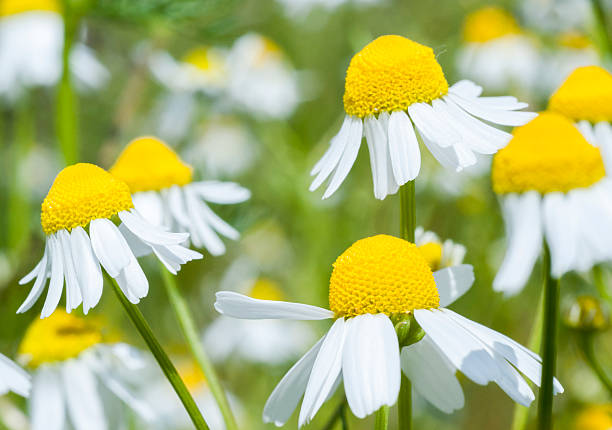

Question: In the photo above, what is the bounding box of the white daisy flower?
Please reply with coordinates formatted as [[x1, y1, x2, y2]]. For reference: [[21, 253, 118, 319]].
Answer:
[[276, 0, 382, 19], [310, 35, 536, 200], [204, 278, 316, 365], [0, 0, 108, 101], [519, 0, 592, 34], [0, 354, 30, 398], [415, 227, 466, 271], [456, 7, 539, 95], [226, 33, 300, 120], [215, 235, 562, 426], [492, 112, 612, 296], [18, 311, 156, 430], [110, 136, 250, 257], [18, 163, 202, 318]]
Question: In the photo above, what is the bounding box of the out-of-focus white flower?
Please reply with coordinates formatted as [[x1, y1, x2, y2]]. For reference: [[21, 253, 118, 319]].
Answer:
[[204, 278, 316, 365], [415, 227, 466, 271], [183, 116, 257, 178], [226, 33, 300, 119], [520, 0, 593, 34], [0, 354, 30, 398], [18, 311, 155, 430], [456, 7, 539, 95], [0, 0, 108, 101], [276, 0, 382, 18]]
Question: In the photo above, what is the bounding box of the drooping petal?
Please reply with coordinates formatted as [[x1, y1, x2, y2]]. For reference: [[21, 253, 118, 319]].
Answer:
[[57, 230, 82, 312], [61, 359, 106, 430], [435, 264, 475, 307], [364, 114, 387, 199], [215, 292, 334, 320], [118, 209, 188, 246], [31, 367, 65, 430], [310, 116, 352, 187], [70, 227, 103, 314], [542, 192, 576, 278], [17, 241, 50, 314], [0, 354, 30, 397], [90, 218, 132, 278], [41, 234, 65, 319], [191, 181, 251, 204], [388, 110, 421, 184]]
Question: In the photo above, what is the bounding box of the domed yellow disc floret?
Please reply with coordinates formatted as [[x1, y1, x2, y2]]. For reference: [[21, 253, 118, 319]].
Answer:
[[462, 7, 520, 43], [492, 112, 606, 194], [110, 136, 193, 193], [0, 0, 60, 16], [343, 35, 448, 118], [41, 163, 133, 235], [418, 242, 443, 271], [329, 235, 439, 317], [575, 404, 612, 430], [18, 310, 105, 368], [549, 66, 612, 123]]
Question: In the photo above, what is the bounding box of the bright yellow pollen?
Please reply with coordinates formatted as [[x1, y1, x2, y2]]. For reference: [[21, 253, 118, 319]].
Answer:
[[18, 310, 104, 368], [110, 136, 193, 193], [343, 35, 448, 118], [575, 405, 612, 430], [492, 112, 605, 194], [41, 163, 133, 235], [248, 278, 285, 301], [329, 235, 439, 318], [548, 66, 612, 123], [462, 7, 520, 43], [418, 242, 443, 272], [558, 31, 592, 49], [0, 0, 60, 16]]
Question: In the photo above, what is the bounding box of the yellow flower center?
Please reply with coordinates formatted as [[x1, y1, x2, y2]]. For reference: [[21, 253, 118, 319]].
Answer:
[[18, 310, 104, 368], [0, 0, 60, 16], [418, 242, 443, 272], [41, 163, 134, 235], [343, 35, 448, 118], [548, 66, 612, 123], [557, 31, 592, 49], [575, 405, 612, 430], [182, 46, 223, 73], [110, 136, 193, 193], [462, 7, 520, 43], [492, 112, 605, 194], [248, 278, 285, 301], [329, 235, 439, 318]]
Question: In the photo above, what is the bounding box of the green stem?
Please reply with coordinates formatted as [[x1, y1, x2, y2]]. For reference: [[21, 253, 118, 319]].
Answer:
[[57, 1, 78, 165], [159, 264, 238, 430], [374, 405, 389, 430], [511, 289, 545, 430], [537, 244, 560, 430], [104, 273, 209, 430], [399, 181, 416, 242], [581, 333, 612, 396], [323, 401, 347, 430], [398, 375, 412, 430], [591, 0, 612, 59], [592, 265, 612, 304], [398, 181, 415, 430]]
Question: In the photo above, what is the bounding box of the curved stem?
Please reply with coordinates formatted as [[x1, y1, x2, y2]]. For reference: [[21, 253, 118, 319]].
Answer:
[[159, 264, 238, 430], [374, 405, 389, 430], [581, 333, 612, 396], [537, 244, 560, 430], [105, 273, 209, 430]]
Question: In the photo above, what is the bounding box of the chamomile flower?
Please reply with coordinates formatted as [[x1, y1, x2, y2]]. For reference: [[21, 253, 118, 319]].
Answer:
[[310, 35, 536, 200], [456, 7, 539, 95], [0, 354, 30, 397], [0, 0, 108, 100], [415, 227, 466, 271], [548, 66, 612, 172], [18, 163, 201, 318], [215, 235, 560, 425], [492, 112, 612, 295], [110, 136, 250, 256], [204, 278, 316, 365], [19, 311, 155, 430], [226, 33, 300, 120]]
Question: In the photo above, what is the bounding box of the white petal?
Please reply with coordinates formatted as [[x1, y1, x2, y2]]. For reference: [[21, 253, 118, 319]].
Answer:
[[322, 116, 363, 199], [299, 318, 347, 427], [446, 93, 536, 126], [90, 218, 131, 277], [41, 234, 65, 319], [115, 255, 149, 302], [17, 241, 50, 314], [118, 223, 153, 258], [132, 191, 166, 227], [0, 354, 31, 397], [191, 181, 251, 204], [310, 116, 352, 187], [342, 314, 400, 419], [408, 103, 460, 148], [448, 80, 482, 98], [184, 187, 226, 255], [70, 227, 103, 314], [61, 360, 106, 430], [594, 122, 612, 174], [166, 185, 191, 227], [576, 120, 597, 146], [152, 243, 202, 275], [435, 264, 475, 307], [400, 336, 464, 414], [19, 250, 46, 285], [197, 199, 240, 240], [364, 115, 388, 199], [493, 192, 542, 296], [542, 193, 576, 278], [388, 110, 421, 184], [214, 291, 334, 320], [31, 367, 65, 430], [118, 209, 189, 245], [420, 132, 462, 171], [57, 230, 82, 312], [263, 337, 324, 426]]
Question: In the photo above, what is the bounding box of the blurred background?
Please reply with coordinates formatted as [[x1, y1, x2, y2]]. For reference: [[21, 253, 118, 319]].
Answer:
[[1, 0, 612, 428]]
